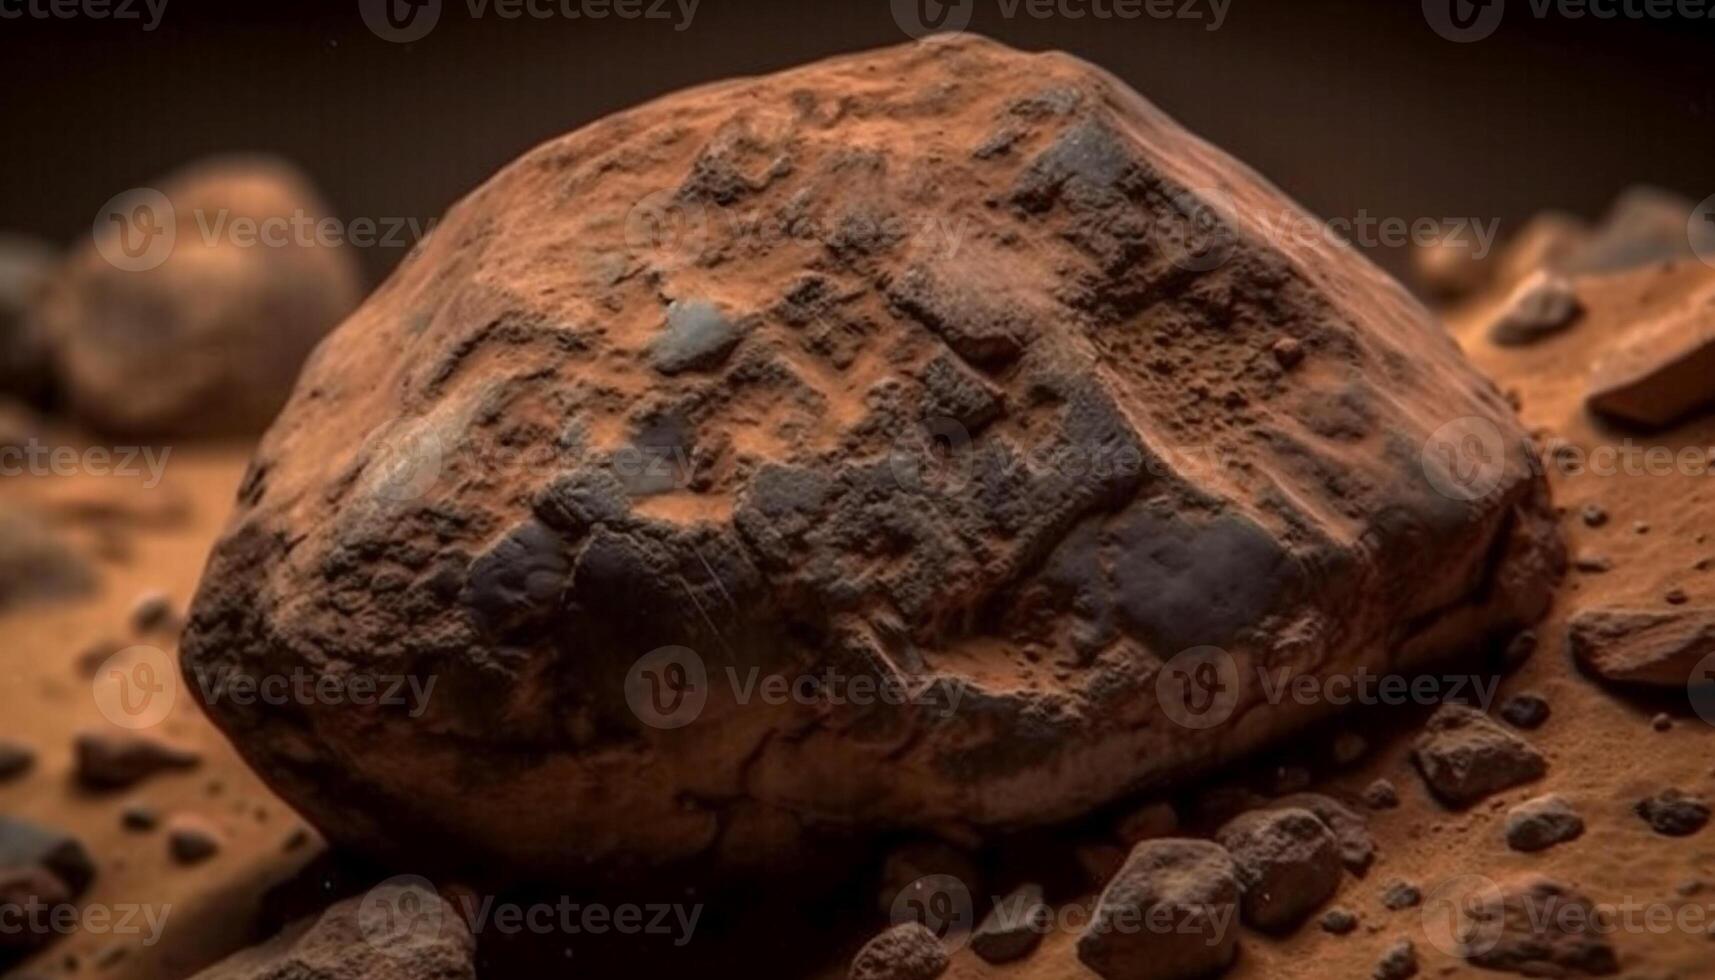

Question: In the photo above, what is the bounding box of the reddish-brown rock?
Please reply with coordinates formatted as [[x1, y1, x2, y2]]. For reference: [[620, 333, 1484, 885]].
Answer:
[[1569, 606, 1715, 688], [181, 36, 1560, 882], [1586, 285, 1715, 428]]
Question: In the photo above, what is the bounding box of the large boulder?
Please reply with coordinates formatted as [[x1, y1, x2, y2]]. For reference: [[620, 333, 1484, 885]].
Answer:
[[35, 155, 362, 436], [181, 36, 1561, 882]]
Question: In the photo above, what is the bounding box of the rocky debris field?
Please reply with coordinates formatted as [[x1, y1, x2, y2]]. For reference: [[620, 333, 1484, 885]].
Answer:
[[0, 32, 1712, 980]]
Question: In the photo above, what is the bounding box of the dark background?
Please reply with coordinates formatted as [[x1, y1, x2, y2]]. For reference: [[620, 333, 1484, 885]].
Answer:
[[2, 0, 1712, 282]]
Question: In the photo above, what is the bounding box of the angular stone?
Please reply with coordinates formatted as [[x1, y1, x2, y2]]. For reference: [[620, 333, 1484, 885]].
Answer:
[[1488, 272, 1581, 346], [1497, 693, 1550, 730], [970, 883, 1049, 965], [1268, 793, 1375, 875], [651, 299, 741, 375], [1412, 704, 1546, 806], [1076, 840, 1240, 980], [1635, 789, 1710, 837], [1569, 606, 1715, 688], [186, 880, 476, 980], [848, 923, 947, 980], [1456, 875, 1618, 976], [1586, 287, 1715, 429], [1373, 938, 1417, 980], [179, 36, 1562, 883], [1216, 808, 1342, 931], [1505, 794, 1584, 852]]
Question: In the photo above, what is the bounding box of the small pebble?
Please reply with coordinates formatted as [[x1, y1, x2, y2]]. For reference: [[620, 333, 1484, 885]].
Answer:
[[1666, 588, 1689, 605], [166, 816, 222, 865], [1499, 693, 1551, 730], [128, 590, 177, 633], [1381, 879, 1421, 910], [1580, 504, 1609, 528], [1653, 713, 1674, 732], [0, 739, 36, 782], [1572, 552, 1612, 573], [120, 803, 160, 832], [1363, 779, 1400, 810], [1321, 907, 1358, 935], [1272, 337, 1304, 369], [1374, 938, 1419, 980]]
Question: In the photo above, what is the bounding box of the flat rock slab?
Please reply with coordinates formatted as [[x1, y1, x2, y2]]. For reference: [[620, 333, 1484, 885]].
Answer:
[[1569, 606, 1715, 688], [180, 35, 1561, 882], [1586, 286, 1715, 429]]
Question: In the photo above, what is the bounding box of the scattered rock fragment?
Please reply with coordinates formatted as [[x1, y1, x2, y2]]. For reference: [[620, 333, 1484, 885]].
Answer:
[[1489, 271, 1581, 346], [1569, 606, 1715, 687], [129, 590, 178, 634], [74, 731, 201, 790], [1268, 793, 1376, 875], [849, 923, 947, 980], [1380, 879, 1421, 910], [167, 816, 222, 865], [1498, 693, 1550, 730], [120, 803, 161, 832], [971, 883, 1049, 964], [1320, 907, 1358, 935], [1216, 808, 1342, 930], [1580, 504, 1608, 528], [1456, 875, 1618, 976], [651, 299, 742, 375], [1504, 795, 1584, 852], [1571, 551, 1611, 574], [186, 879, 476, 979], [1586, 287, 1715, 428], [1362, 780, 1400, 810], [1373, 938, 1418, 980], [0, 817, 95, 896], [1076, 840, 1240, 980], [1651, 712, 1673, 731], [1270, 336, 1304, 369], [1634, 789, 1710, 837], [1412, 704, 1546, 806], [0, 740, 35, 782]]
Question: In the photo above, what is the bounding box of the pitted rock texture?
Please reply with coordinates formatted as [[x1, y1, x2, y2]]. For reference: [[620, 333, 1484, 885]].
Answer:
[[182, 36, 1561, 882], [36, 155, 362, 437]]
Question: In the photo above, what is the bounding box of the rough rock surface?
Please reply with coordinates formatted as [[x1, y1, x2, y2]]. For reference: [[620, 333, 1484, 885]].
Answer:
[[1266, 792, 1375, 875], [1412, 705, 1547, 806], [1569, 606, 1715, 687], [186, 880, 476, 980], [1504, 794, 1584, 852], [848, 923, 947, 980], [180, 36, 1561, 881], [1488, 272, 1580, 347], [1585, 283, 1715, 429], [1076, 839, 1240, 980], [35, 155, 362, 437], [1634, 789, 1710, 837], [1457, 875, 1619, 976], [1216, 807, 1341, 930]]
